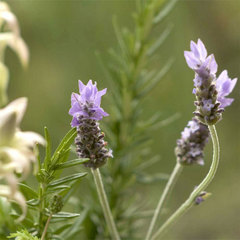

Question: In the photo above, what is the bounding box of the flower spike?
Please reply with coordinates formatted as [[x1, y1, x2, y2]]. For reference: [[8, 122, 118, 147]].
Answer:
[[69, 80, 112, 168], [184, 39, 237, 125], [175, 118, 209, 165]]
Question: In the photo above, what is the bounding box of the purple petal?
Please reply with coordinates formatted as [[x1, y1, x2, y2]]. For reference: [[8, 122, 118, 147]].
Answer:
[[184, 51, 200, 69], [71, 93, 80, 106], [97, 88, 107, 97], [190, 41, 200, 59], [69, 102, 81, 116], [216, 70, 237, 97], [208, 54, 218, 74], [218, 97, 234, 108], [78, 80, 86, 92], [84, 85, 93, 101], [197, 39, 207, 60], [229, 78, 237, 93], [71, 117, 79, 127], [216, 70, 228, 88], [95, 88, 107, 106]]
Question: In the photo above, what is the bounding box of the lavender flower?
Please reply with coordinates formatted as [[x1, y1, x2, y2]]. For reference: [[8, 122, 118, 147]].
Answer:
[[184, 39, 237, 125], [175, 118, 209, 165], [69, 80, 112, 168]]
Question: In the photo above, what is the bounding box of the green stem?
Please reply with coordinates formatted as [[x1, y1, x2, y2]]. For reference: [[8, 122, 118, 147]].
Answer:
[[91, 168, 120, 240], [151, 125, 220, 240], [40, 214, 52, 240], [145, 162, 183, 240]]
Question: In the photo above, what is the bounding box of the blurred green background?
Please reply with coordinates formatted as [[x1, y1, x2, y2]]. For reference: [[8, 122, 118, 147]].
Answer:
[[6, 0, 240, 239]]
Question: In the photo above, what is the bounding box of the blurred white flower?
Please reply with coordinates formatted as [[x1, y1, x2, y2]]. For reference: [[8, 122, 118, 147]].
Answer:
[[0, 98, 45, 220], [0, 2, 29, 107], [0, 2, 29, 67]]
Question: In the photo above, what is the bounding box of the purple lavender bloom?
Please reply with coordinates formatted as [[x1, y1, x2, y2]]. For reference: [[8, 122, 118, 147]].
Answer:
[[69, 80, 112, 168], [175, 118, 209, 166], [184, 39, 237, 125], [69, 80, 108, 127]]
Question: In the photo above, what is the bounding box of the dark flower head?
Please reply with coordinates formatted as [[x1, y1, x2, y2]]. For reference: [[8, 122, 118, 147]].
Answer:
[[184, 39, 237, 125], [69, 80, 108, 127], [175, 118, 209, 166]]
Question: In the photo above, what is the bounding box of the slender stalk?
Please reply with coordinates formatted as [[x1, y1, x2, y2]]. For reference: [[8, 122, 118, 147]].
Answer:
[[40, 214, 52, 240], [145, 162, 183, 240], [151, 125, 220, 240], [91, 168, 120, 240]]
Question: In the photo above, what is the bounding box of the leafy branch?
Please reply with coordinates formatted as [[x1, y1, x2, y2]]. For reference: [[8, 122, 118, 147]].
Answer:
[[11, 128, 89, 239]]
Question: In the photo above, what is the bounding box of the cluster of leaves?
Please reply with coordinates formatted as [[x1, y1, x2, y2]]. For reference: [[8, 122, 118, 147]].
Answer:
[[8, 229, 40, 240], [5, 128, 89, 239], [83, 0, 178, 239]]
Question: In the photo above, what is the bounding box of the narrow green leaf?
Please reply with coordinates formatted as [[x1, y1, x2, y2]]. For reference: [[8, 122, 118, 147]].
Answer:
[[136, 172, 169, 184], [147, 24, 173, 56], [137, 155, 161, 170], [54, 223, 73, 234], [60, 209, 88, 238], [136, 70, 156, 90], [137, 112, 161, 129], [51, 128, 77, 163], [43, 126, 52, 169], [26, 199, 39, 207], [138, 58, 174, 97], [154, 0, 178, 24], [50, 235, 64, 240], [149, 112, 181, 130], [112, 17, 129, 59], [46, 185, 71, 194], [54, 158, 89, 170], [55, 148, 71, 166], [52, 212, 80, 218], [48, 172, 87, 187], [18, 183, 38, 199], [49, 212, 81, 223]]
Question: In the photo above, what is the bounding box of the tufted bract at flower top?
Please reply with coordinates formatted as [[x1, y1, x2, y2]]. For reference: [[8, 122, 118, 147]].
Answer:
[[69, 80, 108, 127]]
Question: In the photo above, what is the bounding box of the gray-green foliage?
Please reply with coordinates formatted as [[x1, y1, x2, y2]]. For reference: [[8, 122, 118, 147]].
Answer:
[[83, 0, 178, 239]]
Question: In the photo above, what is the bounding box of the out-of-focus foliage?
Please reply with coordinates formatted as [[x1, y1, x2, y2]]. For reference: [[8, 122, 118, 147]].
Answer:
[[82, 0, 179, 239]]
